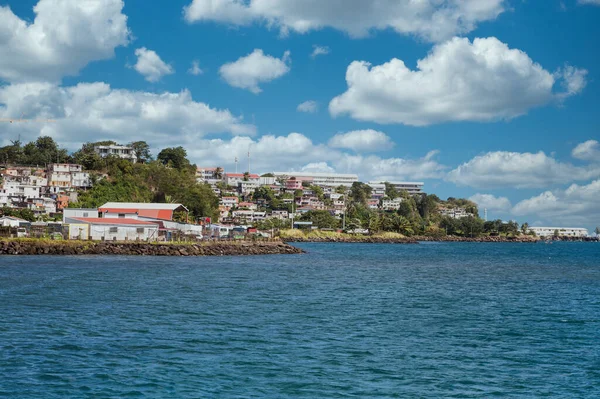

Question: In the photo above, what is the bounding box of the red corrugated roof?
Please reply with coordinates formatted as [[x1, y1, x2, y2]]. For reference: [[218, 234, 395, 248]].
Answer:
[[70, 218, 159, 226], [100, 208, 138, 214]]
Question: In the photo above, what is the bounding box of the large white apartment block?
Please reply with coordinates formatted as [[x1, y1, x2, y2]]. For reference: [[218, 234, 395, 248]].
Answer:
[[528, 227, 589, 238], [368, 181, 425, 195], [273, 172, 358, 187], [48, 164, 83, 173], [94, 145, 137, 161]]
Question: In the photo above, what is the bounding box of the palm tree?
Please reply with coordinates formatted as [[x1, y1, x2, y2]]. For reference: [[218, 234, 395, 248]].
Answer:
[[393, 215, 414, 236], [243, 171, 250, 181], [595, 226, 600, 236], [521, 222, 529, 235], [214, 167, 224, 180]]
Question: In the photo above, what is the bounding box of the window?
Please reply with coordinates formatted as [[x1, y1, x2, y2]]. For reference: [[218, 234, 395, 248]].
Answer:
[[109, 227, 118, 233], [118, 213, 125, 218], [83, 212, 88, 217], [137, 227, 145, 234]]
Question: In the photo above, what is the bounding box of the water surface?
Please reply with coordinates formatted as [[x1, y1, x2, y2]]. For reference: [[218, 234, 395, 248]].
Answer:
[[1, 242, 599, 398]]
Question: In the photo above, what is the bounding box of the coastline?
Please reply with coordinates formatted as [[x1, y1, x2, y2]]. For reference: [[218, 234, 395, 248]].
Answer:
[[0, 239, 304, 256], [283, 235, 598, 244]]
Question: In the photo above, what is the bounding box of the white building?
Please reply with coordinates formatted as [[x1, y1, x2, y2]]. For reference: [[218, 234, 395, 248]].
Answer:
[[381, 198, 403, 211], [224, 173, 260, 187], [528, 227, 589, 238], [440, 208, 470, 219], [62, 208, 99, 222], [368, 181, 424, 195], [273, 172, 358, 187], [94, 145, 137, 162], [65, 217, 159, 241], [0, 216, 28, 228]]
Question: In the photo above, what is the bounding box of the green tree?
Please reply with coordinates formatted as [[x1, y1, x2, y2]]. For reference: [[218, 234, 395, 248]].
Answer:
[[595, 227, 600, 236], [384, 182, 398, 200], [300, 210, 339, 229], [129, 141, 152, 163], [460, 216, 484, 237], [553, 229, 560, 238], [214, 167, 224, 180], [349, 182, 372, 207], [157, 147, 191, 170], [521, 222, 529, 235]]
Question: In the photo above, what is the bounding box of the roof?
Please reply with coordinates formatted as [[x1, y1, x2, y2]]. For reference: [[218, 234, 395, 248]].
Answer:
[[225, 173, 260, 178], [70, 218, 159, 226], [0, 216, 28, 222], [99, 202, 188, 211]]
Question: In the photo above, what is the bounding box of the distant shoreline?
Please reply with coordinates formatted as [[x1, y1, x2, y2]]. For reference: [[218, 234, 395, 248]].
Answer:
[[284, 235, 598, 244]]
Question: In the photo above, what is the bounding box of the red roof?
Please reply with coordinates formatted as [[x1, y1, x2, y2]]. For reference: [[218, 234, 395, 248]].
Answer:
[[225, 173, 260, 178], [100, 208, 175, 221], [70, 218, 159, 226]]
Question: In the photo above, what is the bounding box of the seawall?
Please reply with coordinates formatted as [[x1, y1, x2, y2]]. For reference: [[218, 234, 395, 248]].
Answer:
[[283, 235, 542, 244], [0, 240, 304, 256]]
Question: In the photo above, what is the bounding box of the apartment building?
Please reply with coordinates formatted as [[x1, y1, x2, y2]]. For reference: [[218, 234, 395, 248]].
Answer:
[[273, 172, 358, 187], [368, 181, 425, 195], [528, 227, 588, 238], [94, 145, 137, 162]]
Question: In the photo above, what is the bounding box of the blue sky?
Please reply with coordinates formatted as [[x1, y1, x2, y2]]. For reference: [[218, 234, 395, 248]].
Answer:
[[0, 0, 599, 230]]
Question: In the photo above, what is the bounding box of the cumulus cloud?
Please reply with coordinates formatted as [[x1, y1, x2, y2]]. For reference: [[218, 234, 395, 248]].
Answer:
[[187, 133, 445, 181], [330, 37, 587, 126], [133, 48, 174, 82], [512, 180, 600, 226], [328, 130, 394, 153], [469, 193, 512, 211], [183, 0, 506, 42], [188, 60, 204, 76], [311, 45, 330, 58], [219, 49, 291, 94], [572, 140, 600, 162], [0, 82, 255, 150], [447, 151, 600, 189], [0, 0, 130, 83], [297, 100, 318, 113], [578, 0, 600, 5]]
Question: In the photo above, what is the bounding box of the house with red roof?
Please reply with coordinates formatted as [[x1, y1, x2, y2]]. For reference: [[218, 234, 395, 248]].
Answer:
[[98, 202, 188, 222]]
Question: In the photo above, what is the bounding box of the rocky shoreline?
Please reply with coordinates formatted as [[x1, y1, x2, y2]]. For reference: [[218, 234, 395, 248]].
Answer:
[[0, 240, 304, 256]]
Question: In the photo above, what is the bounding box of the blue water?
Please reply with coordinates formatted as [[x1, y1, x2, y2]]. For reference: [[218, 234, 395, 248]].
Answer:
[[1, 242, 599, 398]]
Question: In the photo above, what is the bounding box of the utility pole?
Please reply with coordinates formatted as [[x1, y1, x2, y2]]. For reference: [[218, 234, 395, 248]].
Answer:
[[235, 157, 238, 174], [247, 146, 250, 174], [342, 195, 346, 230], [484, 208, 488, 222]]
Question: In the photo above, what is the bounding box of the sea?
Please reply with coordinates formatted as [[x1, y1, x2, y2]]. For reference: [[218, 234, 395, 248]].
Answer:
[[1, 242, 599, 398]]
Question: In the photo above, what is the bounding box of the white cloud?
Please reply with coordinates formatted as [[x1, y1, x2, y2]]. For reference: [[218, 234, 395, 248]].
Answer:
[[311, 45, 330, 58], [447, 151, 600, 189], [187, 133, 445, 181], [512, 180, 600, 226], [330, 37, 587, 126], [328, 130, 394, 152], [219, 49, 291, 94], [578, 0, 600, 5], [0, 82, 255, 150], [0, 0, 130, 83], [188, 60, 204, 76], [297, 100, 318, 113], [469, 193, 512, 211], [183, 0, 506, 42], [572, 140, 600, 162], [133, 48, 174, 83]]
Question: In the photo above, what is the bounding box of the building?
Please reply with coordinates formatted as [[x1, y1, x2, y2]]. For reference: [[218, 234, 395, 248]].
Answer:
[[65, 217, 159, 241], [220, 197, 239, 208], [440, 208, 470, 219], [0, 216, 28, 228], [285, 179, 303, 190], [273, 172, 358, 187], [98, 202, 188, 221], [381, 198, 403, 211], [368, 181, 424, 195], [224, 173, 260, 187], [63, 208, 99, 222], [94, 145, 137, 162], [528, 227, 589, 238]]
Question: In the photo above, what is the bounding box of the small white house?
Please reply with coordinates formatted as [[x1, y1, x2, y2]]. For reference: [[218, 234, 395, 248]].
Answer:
[[65, 217, 159, 241], [0, 216, 28, 228]]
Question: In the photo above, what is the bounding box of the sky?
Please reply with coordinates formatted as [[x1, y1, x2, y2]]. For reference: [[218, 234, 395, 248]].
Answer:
[[0, 0, 599, 231]]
